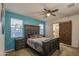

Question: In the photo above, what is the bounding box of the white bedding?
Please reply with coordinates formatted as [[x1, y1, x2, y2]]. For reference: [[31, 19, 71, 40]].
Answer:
[[27, 37, 49, 45]]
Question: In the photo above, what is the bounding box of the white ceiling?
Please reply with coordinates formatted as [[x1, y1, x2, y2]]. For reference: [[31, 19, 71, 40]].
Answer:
[[4, 3, 79, 21]]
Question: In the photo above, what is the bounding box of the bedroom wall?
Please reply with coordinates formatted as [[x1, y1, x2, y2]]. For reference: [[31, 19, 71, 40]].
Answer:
[[45, 21, 53, 38], [4, 10, 45, 51], [0, 3, 5, 55], [46, 14, 79, 48], [0, 22, 5, 55]]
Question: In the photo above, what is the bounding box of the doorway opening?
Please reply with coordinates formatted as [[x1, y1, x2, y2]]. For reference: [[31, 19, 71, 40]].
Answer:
[[53, 21, 72, 45]]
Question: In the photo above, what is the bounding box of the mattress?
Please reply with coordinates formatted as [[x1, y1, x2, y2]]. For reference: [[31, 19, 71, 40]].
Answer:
[[27, 37, 51, 52]]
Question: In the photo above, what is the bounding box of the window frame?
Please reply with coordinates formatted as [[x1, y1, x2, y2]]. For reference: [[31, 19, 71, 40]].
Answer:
[[11, 18, 23, 38], [39, 24, 44, 35]]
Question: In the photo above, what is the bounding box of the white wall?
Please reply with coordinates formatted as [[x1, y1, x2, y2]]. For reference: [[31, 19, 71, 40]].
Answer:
[[0, 22, 5, 56], [46, 21, 53, 38], [46, 14, 79, 48], [0, 3, 5, 56]]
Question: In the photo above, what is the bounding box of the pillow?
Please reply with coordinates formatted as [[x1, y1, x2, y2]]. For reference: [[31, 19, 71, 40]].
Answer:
[[28, 34, 43, 39], [29, 35, 35, 38], [34, 35, 38, 38], [30, 34, 39, 38], [38, 35, 43, 38]]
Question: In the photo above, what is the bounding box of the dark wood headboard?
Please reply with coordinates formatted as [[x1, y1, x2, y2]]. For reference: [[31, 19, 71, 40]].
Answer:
[[24, 25, 39, 38]]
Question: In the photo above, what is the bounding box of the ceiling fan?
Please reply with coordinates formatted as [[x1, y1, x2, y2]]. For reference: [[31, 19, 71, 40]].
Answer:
[[27, 4, 59, 18], [40, 8, 59, 18]]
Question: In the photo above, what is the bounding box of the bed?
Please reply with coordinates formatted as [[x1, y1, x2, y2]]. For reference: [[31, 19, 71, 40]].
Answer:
[[24, 25, 60, 56], [27, 37, 59, 55]]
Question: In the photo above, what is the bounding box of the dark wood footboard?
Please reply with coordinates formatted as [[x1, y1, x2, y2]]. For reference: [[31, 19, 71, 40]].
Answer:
[[41, 38, 60, 56]]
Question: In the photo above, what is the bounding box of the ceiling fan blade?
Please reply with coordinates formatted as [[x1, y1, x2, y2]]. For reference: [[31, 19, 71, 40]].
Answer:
[[51, 14, 56, 16], [52, 9, 59, 12], [44, 8, 48, 11]]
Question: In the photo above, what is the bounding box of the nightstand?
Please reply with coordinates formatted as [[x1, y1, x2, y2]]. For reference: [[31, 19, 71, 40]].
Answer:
[[15, 38, 26, 50]]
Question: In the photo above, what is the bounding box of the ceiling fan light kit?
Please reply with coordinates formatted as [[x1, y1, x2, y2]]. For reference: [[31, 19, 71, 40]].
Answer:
[[46, 13, 50, 17]]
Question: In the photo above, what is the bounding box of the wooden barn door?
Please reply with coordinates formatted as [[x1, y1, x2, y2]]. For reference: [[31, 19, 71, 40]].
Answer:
[[59, 21, 72, 45]]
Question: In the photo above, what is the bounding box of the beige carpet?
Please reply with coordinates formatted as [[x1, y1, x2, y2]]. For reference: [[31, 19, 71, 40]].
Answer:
[[6, 43, 79, 56]]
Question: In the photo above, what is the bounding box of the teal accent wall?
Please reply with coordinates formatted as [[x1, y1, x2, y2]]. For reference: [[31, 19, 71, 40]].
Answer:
[[5, 11, 45, 51]]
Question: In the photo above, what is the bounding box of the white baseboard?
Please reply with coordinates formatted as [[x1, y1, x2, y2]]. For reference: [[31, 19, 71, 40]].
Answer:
[[5, 49, 14, 53], [5, 49, 15, 55]]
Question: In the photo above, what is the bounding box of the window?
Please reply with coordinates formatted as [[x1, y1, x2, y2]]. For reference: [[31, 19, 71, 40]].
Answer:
[[39, 24, 44, 35], [11, 18, 23, 38]]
